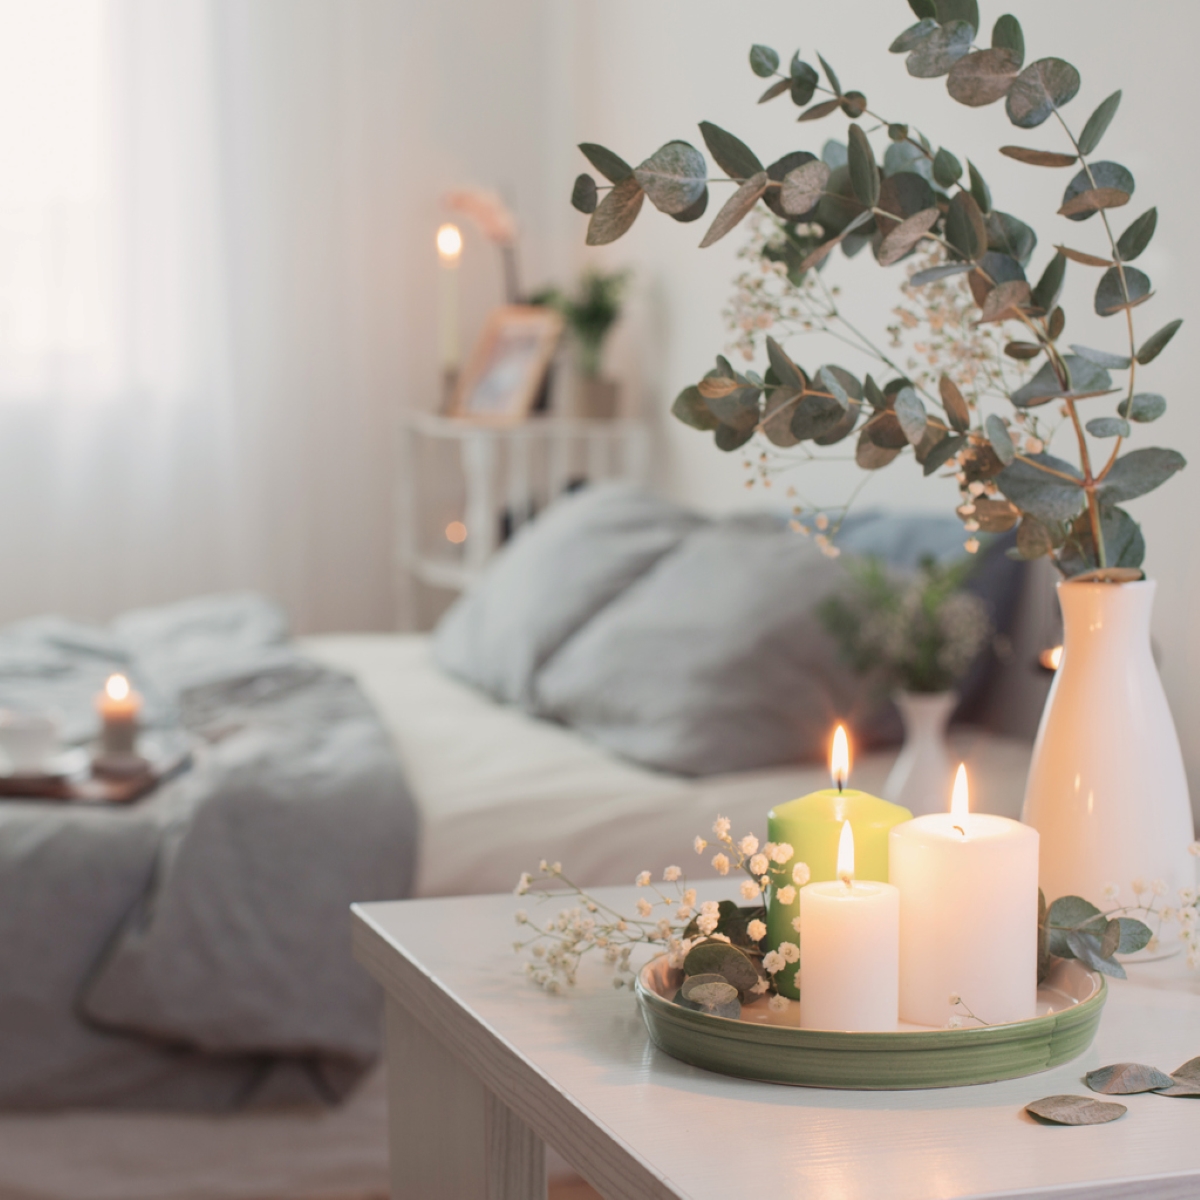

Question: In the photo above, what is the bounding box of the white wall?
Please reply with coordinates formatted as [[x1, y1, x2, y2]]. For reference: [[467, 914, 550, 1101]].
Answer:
[[559, 1, 1200, 783]]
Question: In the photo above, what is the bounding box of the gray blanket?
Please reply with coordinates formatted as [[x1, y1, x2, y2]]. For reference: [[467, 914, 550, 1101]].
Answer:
[[0, 594, 418, 1111]]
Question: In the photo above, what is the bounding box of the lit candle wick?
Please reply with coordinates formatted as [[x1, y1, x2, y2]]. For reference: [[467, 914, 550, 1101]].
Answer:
[[950, 762, 969, 839], [830, 724, 850, 795], [836, 819, 855, 889]]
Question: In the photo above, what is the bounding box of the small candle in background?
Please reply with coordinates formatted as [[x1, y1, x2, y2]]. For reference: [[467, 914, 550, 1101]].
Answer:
[[798, 820, 900, 1032], [889, 763, 1039, 1028], [97, 673, 141, 758], [437, 222, 463, 382]]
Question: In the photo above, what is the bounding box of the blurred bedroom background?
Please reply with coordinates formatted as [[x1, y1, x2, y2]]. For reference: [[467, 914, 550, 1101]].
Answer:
[[1, 1, 1197, 1198]]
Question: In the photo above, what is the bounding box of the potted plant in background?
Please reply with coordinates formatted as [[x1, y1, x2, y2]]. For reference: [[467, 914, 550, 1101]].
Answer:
[[532, 269, 629, 418], [569, 0, 1194, 916], [819, 556, 991, 815]]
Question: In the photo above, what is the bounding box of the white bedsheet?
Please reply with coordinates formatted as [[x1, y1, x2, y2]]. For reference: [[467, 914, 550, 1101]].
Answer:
[[300, 634, 1033, 898]]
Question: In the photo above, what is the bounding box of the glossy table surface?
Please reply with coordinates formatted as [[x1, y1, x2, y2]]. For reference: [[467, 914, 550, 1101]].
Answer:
[[353, 882, 1200, 1200]]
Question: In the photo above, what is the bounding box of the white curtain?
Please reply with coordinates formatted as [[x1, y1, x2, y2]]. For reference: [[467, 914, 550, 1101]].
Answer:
[[0, 0, 407, 632]]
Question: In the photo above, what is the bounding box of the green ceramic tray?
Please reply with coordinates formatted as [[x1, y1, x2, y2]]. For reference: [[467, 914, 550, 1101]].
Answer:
[[635, 956, 1106, 1090]]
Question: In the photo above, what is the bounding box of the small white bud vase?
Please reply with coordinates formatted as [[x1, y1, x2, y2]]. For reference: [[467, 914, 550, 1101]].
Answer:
[[1022, 580, 1195, 921], [884, 691, 956, 817]]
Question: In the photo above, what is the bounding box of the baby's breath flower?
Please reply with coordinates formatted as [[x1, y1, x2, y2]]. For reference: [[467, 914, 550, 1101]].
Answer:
[[751, 977, 771, 994], [712, 852, 730, 876], [741, 878, 761, 901], [1132, 877, 1146, 895], [676, 905, 693, 920], [948, 992, 961, 1006], [694, 836, 708, 854], [747, 918, 767, 942], [792, 862, 811, 886], [683, 888, 697, 907], [697, 914, 719, 936], [1152, 879, 1168, 896], [1179, 887, 1196, 906], [515, 910, 528, 925], [763, 950, 786, 975], [636, 870, 651, 887], [779, 940, 800, 964], [515, 872, 532, 896], [1189, 842, 1200, 857], [767, 994, 790, 1012], [663, 865, 682, 883], [713, 816, 731, 840], [709, 931, 732, 944], [1102, 883, 1120, 902], [776, 885, 797, 905], [771, 842, 794, 865], [699, 900, 719, 918], [739, 834, 760, 857], [636, 898, 652, 918], [947, 1014, 963, 1029], [792, 916, 803, 933], [964, 538, 980, 554], [749, 853, 769, 876]]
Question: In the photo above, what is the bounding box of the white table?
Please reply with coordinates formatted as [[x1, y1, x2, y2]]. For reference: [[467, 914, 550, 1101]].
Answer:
[[353, 884, 1200, 1200]]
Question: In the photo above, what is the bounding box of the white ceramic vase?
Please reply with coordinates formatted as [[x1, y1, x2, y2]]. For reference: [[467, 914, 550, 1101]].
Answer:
[[885, 691, 957, 817], [1022, 580, 1195, 911]]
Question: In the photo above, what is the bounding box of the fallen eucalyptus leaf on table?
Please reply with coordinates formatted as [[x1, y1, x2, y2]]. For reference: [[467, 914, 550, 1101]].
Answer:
[[1153, 1056, 1200, 1097], [1085, 1062, 1174, 1095], [1026, 1094, 1127, 1125]]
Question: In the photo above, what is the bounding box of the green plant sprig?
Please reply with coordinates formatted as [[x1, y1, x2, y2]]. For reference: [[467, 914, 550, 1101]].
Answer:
[[568, 1, 1185, 578]]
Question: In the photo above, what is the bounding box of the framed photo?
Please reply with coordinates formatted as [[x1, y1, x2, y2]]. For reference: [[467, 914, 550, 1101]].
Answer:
[[449, 305, 563, 422]]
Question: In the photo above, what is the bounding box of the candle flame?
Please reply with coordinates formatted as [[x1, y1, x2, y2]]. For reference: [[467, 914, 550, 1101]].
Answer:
[[836, 819, 855, 887], [436, 222, 463, 263], [105, 674, 130, 702], [1039, 644, 1063, 671], [829, 724, 850, 791], [950, 762, 969, 835]]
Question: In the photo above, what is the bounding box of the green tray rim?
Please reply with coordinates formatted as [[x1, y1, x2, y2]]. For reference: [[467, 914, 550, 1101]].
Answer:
[[635, 956, 1106, 1089]]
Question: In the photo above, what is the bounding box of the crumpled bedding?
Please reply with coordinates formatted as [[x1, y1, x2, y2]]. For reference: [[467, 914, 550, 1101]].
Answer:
[[0, 594, 417, 1111]]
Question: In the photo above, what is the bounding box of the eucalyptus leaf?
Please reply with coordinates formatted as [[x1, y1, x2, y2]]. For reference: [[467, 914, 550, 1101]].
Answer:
[[856, 429, 903, 469], [797, 98, 842, 122], [847, 124, 880, 207], [883, 140, 934, 182], [669, 188, 709, 223], [750, 44, 780, 78], [894, 387, 928, 444], [1000, 145, 1077, 167], [1069, 345, 1130, 369], [683, 939, 760, 996], [996, 453, 1085, 523], [714, 422, 755, 451], [1060, 505, 1145, 576], [878, 207, 940, 266], [906, 20, 973, 79], [1118, 393, 1166, 423], [1065, 930, 1127, 978], [699, 171, 768, 247], [889, 18, 939, 54], [1016, 514, 1053, 559], [578, 143, 633, 183], [1136, 318, 1182, 364], [1096, 447, 1186, 503], [1006, 58, 1081, 128], [1005, 341, 1041, 360], [1008, 354, 1111, 406], [841, 91, 868, 118], [865, 409, 909, 449], [967, 160, 992, 212], [571, 174, 598, 214], [790, 61, 820, 106], [758, 78, 791, 104], [991, 14, 1024, 67], [987, 211, 1036, 266], [947, 49, 1020, 107], [979, 280, 1031, 324], [1155, 1057, 1200, 1096], [780, 160, 831, 216], [1056, 244, 1111, 267], [909, 0, 936, 17], [1085, 417, 1129, 439], [946, 190, 986, 260], [1077, 90, 1122, 156], [817, 52, 842, 95], [933, 146, 962, 187], [634, 142, 708, 216], [586, 176, 645, 245], [766, 336, 806, 390], [986, 414, 1015, 464], [863, 374, 887, 411], [671, 385, 719, 431], [699, 122, 763, 181], [1116, 208, 1157, 261], [792, 393, 849, 440], [939, 375, 971, 431], [1026, 1095, 1127, 1126], [923, 432, 966, 475], [935, 0, 979, 32], [762, 151, 817, 219], [968, 496, 1020, 532], [911, 262, 973, 286], [1095, 265, 1151, 317], [1031, 251, 1067, 313], [822, 139, 849, 169], [1061, 162, 1134, 222]]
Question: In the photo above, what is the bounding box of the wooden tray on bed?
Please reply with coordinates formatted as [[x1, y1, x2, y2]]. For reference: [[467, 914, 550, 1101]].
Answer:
[[0, 735, 193, 805]]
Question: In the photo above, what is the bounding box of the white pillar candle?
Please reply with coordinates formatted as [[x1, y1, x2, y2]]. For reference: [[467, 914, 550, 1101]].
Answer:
[[798, 820, 900, 1032], [889, 764, 1039, 1028], [436, 223, 463, 372]]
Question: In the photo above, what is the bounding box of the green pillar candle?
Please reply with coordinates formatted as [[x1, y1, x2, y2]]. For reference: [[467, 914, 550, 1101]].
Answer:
[[766, 741, 911, 999]]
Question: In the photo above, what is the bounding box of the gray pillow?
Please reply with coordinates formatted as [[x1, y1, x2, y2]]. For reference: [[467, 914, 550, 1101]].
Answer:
[[533, 516, 874, 776], [433, 483, 704, 708]]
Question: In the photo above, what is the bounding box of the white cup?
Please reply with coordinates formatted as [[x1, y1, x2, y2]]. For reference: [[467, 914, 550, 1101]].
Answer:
[[0, 711, 59, 774]]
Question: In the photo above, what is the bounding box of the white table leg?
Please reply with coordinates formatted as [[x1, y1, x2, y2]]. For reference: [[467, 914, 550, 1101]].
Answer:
[[385, 996, 546, 1200]]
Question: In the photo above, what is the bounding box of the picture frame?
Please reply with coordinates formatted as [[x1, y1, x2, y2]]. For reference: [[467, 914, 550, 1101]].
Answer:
[[448, 304, 563, 422]]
